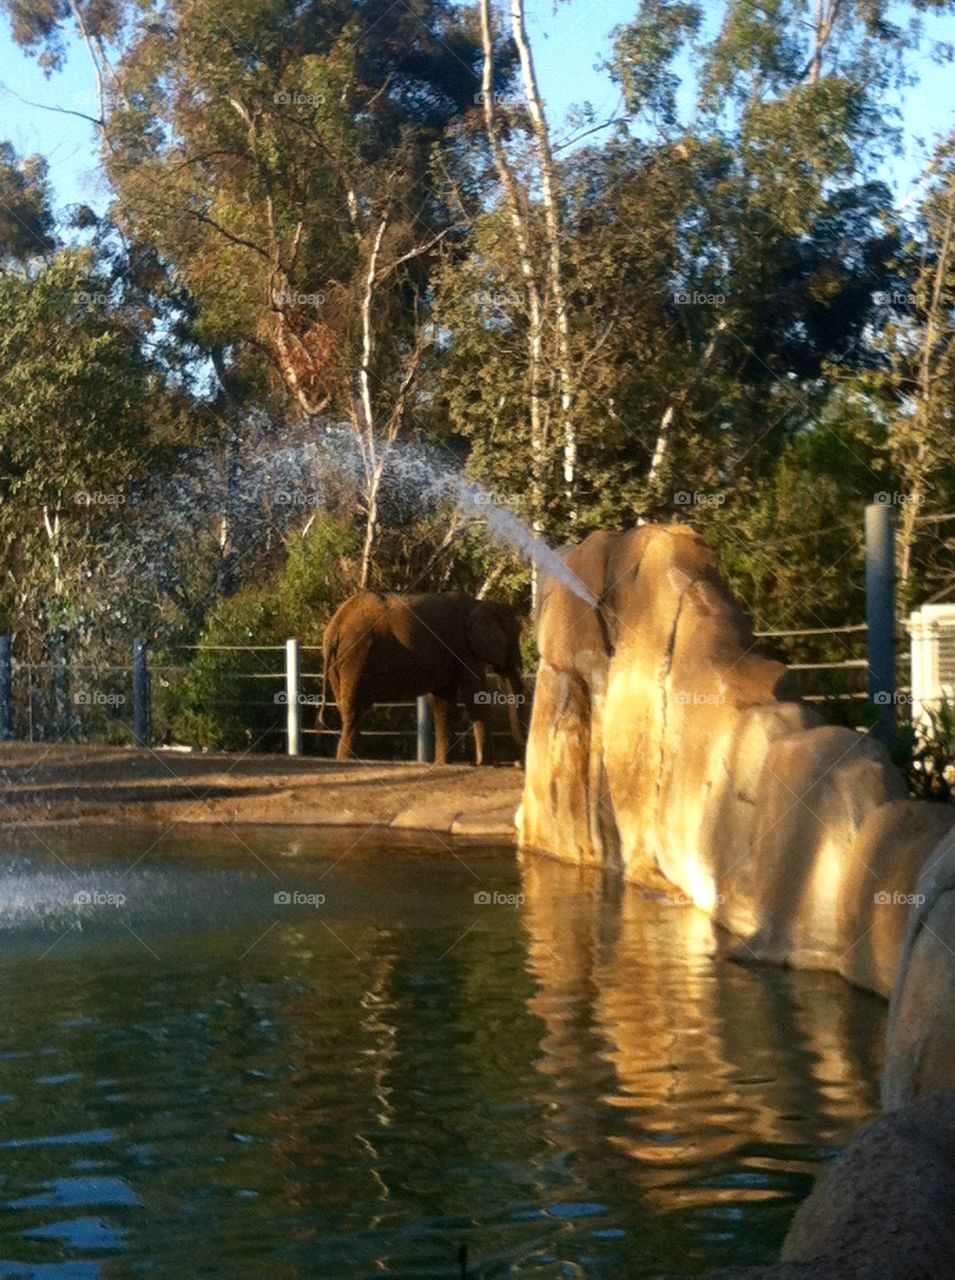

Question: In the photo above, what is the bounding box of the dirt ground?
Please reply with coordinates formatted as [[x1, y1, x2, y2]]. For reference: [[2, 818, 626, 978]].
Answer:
[[0, 744, 523, 840]]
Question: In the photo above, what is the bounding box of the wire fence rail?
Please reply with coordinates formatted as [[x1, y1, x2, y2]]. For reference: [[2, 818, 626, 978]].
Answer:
[[0, 632, 877, 749], [749, 621, 875, 704], [1, 640, 528, 762]]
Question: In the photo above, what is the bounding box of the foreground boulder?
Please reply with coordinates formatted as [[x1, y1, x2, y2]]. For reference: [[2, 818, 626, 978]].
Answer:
[[659, 1093, 955, 1279], [519, 524, 955, 998], [884, 827, 955, 1108]]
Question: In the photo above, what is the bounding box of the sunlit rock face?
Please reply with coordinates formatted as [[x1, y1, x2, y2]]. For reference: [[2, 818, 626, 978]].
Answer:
[[519, 524, 955, 999]]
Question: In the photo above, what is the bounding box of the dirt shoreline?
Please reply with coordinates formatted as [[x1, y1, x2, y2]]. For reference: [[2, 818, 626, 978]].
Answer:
[[0, 744, 522, 841]]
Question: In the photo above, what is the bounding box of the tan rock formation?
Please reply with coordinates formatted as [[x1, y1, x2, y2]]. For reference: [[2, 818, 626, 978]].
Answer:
[[519, 524, 955, 998], [883, 822, 955, 1109]]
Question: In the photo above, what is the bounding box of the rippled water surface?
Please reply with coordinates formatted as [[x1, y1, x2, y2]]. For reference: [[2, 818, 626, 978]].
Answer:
[[0, 826, 886, 1278]]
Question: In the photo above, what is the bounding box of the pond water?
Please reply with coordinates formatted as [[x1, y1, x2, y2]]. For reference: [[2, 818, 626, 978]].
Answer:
[[0, 826, 885, 1279]]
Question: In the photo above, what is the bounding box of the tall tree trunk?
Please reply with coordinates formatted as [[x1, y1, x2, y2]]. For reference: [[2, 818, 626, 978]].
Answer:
[[899, 182, 955, 599], [359, 477, 381, 591], [509, 0, 576, 520], [647, 317, 727, 492], [355, 218, 389, 590], [806, 0, 841, 84], [479, 0, 546, 601]]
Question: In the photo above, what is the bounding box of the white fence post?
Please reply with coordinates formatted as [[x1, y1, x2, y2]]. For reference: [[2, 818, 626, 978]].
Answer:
[[285, 638, 301, 757]]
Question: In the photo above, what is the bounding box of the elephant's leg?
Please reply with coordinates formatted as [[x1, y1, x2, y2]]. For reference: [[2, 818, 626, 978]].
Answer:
[[472, 717, 494, 767], [336, 713, 355, 760], [457, 673, 495, 766], [336, 693, 364, 760], [428, 688, 455, 765]]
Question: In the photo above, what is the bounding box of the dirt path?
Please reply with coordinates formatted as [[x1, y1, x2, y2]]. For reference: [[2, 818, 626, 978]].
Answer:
[[0, 744, 522, 840]]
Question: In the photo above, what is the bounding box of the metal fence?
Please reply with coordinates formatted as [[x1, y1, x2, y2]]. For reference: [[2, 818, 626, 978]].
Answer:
[[0, 639, 526, 763], [0, 500, 908, 754], [753, 622, 870, 703]]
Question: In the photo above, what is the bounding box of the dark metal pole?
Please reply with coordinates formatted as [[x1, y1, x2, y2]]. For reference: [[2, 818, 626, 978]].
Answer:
[[865, 502, 896, 745], [416, 696, 434, 764], [133, 638, 151, 749], [0, 637, 11, 741]]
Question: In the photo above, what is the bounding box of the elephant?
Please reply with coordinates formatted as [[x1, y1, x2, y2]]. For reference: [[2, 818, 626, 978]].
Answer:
[[318, 591, 527, 765]]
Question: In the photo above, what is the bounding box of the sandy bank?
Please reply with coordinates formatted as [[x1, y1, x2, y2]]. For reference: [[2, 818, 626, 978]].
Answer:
[[0, 744, 522, 840]]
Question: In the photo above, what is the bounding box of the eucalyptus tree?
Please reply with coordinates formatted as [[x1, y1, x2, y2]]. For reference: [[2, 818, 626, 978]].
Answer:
[[114, 0, 487, 586], [866, 139, 955, 607], [0, 0, 497, 588], [0, 247, 193, 655]]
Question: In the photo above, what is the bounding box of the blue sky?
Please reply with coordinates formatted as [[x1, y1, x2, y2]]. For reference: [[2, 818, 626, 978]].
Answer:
[[0, 0, 952, 219]]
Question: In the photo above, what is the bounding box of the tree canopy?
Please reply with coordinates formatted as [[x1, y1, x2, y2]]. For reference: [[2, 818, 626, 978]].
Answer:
[[0, 0, 953, 728]]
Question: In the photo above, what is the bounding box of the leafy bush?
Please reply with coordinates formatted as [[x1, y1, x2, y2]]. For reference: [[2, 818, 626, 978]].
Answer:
[[892, 701, 955, 803], [157, 514, 358, 751]]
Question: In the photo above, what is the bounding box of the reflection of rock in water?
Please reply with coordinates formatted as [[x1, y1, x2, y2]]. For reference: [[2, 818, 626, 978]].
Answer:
[[518, 856, 882, 1239]]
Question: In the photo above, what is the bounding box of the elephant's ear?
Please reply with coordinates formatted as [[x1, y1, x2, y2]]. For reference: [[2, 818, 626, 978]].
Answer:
[[466, 602, 509, 669]]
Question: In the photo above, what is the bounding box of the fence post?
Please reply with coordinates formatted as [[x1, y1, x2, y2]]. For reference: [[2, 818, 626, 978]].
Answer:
[[132, 639, 151, 748], [865, 502, 896, 745], [286, 638, 301, 757], [53, 630, 69, 730], [416, 696, 434, 764], [0, 637, 11, 741]]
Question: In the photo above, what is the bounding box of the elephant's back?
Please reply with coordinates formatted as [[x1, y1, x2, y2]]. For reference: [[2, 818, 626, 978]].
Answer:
[[327, 590, 389, 635]]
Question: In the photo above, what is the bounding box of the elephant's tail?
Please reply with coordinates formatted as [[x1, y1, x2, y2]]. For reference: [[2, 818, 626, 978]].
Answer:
[[317, 635, 337, 729]]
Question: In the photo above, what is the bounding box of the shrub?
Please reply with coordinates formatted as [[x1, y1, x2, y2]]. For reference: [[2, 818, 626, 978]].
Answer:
[[892, 700, 955, 803], [158, 513, 359, 751]]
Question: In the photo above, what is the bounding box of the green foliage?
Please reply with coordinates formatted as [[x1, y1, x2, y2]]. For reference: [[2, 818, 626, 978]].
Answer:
[[892, 702, 955, 802], [164, 591, 289, 751], [610, 1, 702, 125], [0, 142, 55, 265], [0, 249, 190, 653], [159, 513, 357, 750], [280, 515, 360, 636]]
